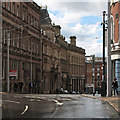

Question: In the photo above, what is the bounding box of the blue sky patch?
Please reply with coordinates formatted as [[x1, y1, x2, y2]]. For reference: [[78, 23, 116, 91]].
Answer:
[[80, 16, 101, 25]]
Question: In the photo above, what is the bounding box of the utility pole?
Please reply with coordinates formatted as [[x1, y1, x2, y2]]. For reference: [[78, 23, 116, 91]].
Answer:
[[107, 0, 112, 97], [7, 31, 10, 92], [101, 11, 107, 97]]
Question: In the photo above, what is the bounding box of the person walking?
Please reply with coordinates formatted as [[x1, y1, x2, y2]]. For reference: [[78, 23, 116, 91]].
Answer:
[[19, 81, 23, 93], [112, 78, 118, 96], [13, 82, 18, 92]]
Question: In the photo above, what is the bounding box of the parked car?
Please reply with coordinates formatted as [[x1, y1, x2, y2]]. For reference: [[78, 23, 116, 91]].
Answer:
[[72, 91, 76, 94], [63, 90, 68, 94]]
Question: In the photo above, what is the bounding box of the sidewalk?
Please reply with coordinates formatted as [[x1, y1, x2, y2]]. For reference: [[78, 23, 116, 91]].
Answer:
[[82, 94, 120, 114]]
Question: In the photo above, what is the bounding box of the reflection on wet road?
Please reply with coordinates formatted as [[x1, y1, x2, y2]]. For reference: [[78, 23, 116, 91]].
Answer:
[[2, 93, 119, 119]]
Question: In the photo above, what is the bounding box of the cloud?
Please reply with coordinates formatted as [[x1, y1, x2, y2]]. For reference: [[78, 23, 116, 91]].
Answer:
[[34, 0, 107, 57]]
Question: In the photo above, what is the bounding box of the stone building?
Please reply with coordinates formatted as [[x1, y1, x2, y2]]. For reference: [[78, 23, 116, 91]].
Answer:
[[2, 2, 42, 93], [68, 36, 86, 93], [2, 1, 86, 94], [39, 8, 86, 93], [111, 1, 120, 93]]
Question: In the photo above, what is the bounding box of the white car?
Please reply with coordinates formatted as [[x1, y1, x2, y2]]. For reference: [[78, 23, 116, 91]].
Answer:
[[63, 90, 68, 94], [72, 91, 76, 94]]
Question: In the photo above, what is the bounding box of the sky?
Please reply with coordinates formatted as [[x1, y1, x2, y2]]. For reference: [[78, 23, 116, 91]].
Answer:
[[33, 0, 108, 57]]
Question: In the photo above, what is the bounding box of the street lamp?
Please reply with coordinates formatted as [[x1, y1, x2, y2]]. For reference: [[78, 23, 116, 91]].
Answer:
[[30, 42, 33, 93], [101, 11, 107, 97]]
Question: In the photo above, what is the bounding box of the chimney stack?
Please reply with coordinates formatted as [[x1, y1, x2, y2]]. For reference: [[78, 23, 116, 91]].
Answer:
[[54, 25, 61, 36], [70, 36, 76, 46]]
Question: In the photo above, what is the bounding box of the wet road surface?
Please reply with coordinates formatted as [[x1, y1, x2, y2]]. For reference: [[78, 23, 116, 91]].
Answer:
[[48, 96, 119, 118], [1, 93, 120, 119]]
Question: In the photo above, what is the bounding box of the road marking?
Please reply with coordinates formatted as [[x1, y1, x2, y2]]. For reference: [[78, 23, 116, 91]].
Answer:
[[21, 105, 29, 115], [5, 100, 20, 104], [53, 99, 63, 105]]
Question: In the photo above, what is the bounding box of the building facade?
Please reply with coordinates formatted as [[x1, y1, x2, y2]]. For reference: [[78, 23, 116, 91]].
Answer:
[[111, 1, 120, 93], [2, 2, 42, 93], [85, 57, 107, 94], [2, 1, 86, 94]]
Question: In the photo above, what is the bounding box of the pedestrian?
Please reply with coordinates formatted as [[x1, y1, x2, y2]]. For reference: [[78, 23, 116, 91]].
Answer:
[[19, 81, 23, 93], [13, 82, 18, 92], [112, 78, 118, 96]]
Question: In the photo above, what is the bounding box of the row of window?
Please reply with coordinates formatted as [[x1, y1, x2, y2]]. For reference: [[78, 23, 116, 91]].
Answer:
[[71, 66, 85, 75], [2, 2, 39, 29], [43, 45, 60, 59], [71, 56, 84, 65], [2, 28, 39, 54], [2, 58, 39, 80]]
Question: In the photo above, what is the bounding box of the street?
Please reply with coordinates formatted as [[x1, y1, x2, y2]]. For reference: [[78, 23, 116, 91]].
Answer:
[[1, 93, 120, 119]]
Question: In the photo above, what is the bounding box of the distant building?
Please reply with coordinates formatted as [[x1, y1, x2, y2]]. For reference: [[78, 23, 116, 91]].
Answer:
[[111, 1, 120, 93], [85, 57, 107, 94]]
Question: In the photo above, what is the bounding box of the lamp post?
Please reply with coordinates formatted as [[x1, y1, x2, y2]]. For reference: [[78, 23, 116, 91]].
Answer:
[[101, 11, 107, 97], [7, 31, 10, 92], [107, 0, 112, 97], [30, 42, 33, 93]]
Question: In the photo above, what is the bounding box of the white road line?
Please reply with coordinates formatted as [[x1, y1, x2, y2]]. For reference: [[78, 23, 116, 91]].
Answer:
[[5, 100, 20, 104], [53, 99, 63, 105], [21, 105, 29, 115]]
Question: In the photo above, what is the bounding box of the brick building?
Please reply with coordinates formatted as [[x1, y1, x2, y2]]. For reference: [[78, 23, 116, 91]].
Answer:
[[2, 1, 86, 94], [85, 57, 107, 94], [111, 1, 120, 93]]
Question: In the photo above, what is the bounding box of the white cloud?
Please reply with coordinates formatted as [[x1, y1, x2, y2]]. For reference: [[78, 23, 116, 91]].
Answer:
[[34, 0, 107, 57]]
